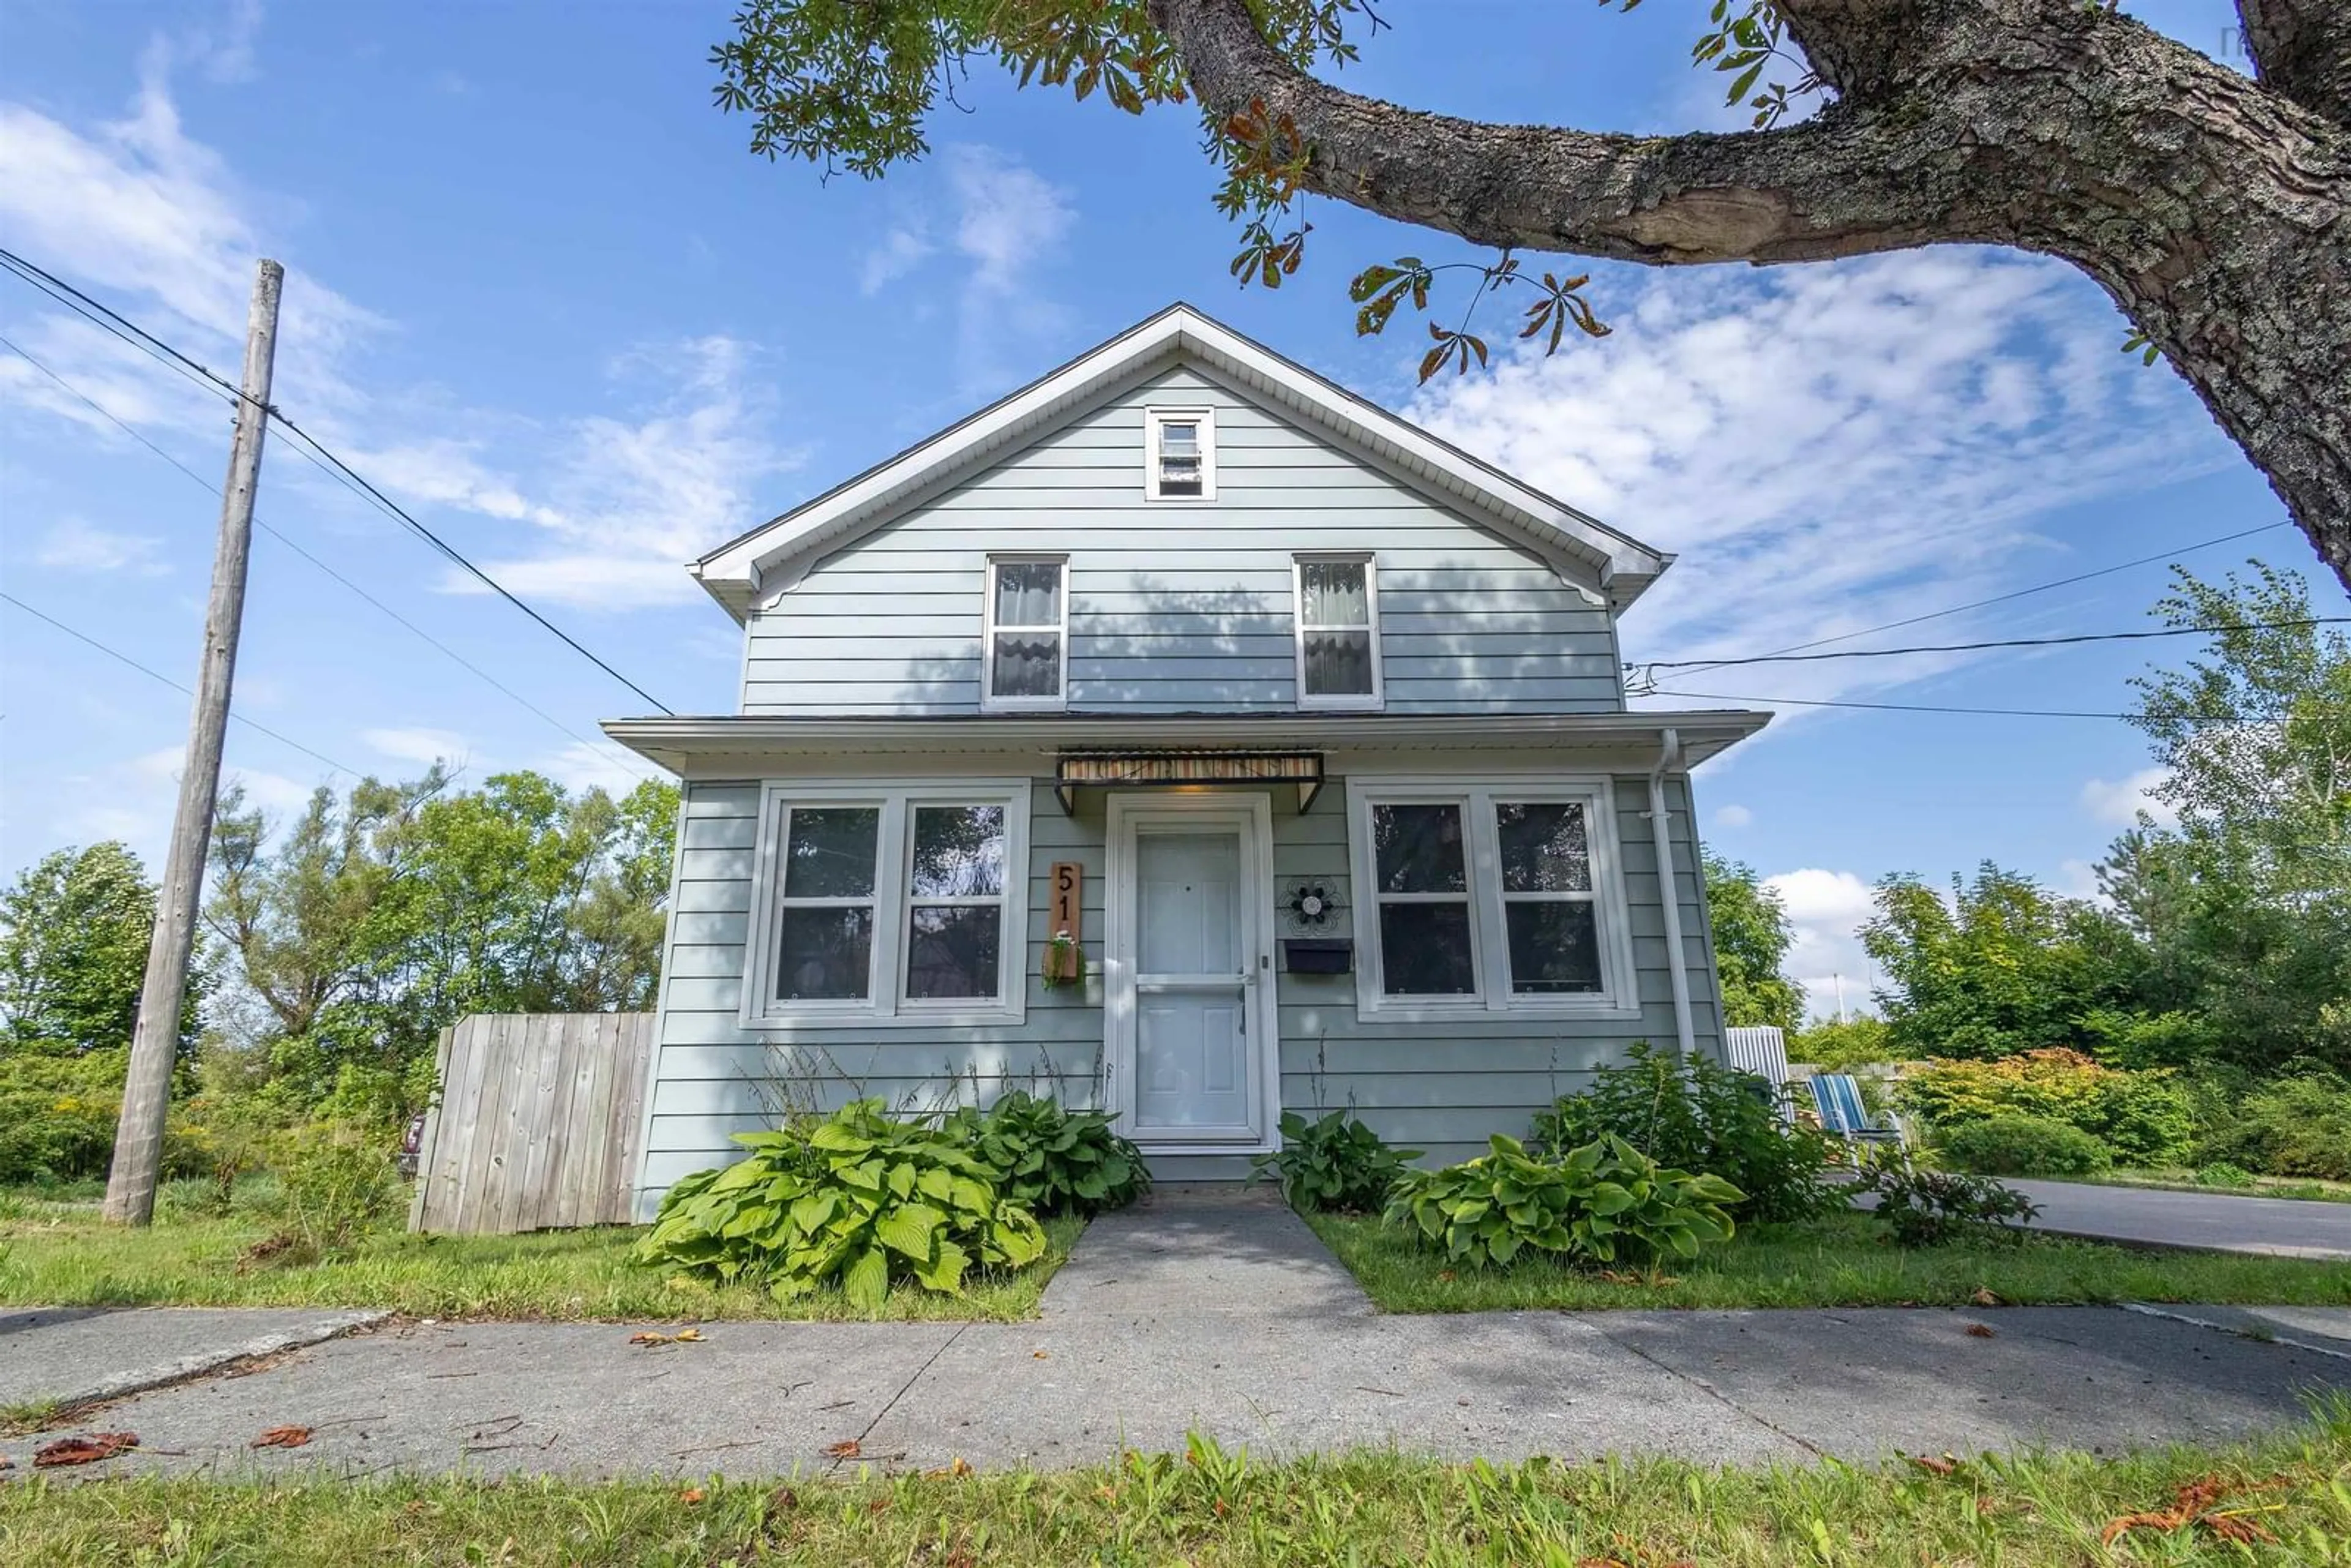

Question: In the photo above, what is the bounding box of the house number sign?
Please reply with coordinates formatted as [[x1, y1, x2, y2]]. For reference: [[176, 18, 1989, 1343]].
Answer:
[[1045, 861, 1084, 985]]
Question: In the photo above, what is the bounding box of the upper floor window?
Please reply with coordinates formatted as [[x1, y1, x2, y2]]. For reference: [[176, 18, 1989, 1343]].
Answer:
[[1144, 407, 1215, 501], [983, 556, 1067, 710], [1294, 554, 1382, 708]]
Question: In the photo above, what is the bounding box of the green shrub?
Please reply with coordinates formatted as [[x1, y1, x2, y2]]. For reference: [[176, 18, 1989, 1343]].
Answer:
[[268, 1123, 403, 1259], [1896, 1049, 2195, 1166], [2192, 1073, 2351, 1180], [945, 1091, 1147, 1217], [1384, 1133, 1742, 1270], [0, 1048, 127, 1184], [635, 1099, 1048, 1309], [1787, 1017, 1895, 1070], [1250, 1109, 1419, 1213], [1531, 1042, 1836, 1223], [2195, 1162, 2257, 1188], [1860, 1159, 2040, 1247], [1938, 1114, 2113, 1177]]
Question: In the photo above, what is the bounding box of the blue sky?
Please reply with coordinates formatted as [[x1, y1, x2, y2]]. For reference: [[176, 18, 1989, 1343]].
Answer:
[[2, 0, 2335, 1013]]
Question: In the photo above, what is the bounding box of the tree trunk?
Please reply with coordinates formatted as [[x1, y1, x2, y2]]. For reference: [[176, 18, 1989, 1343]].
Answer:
[[1150, 0, 2351, 593]]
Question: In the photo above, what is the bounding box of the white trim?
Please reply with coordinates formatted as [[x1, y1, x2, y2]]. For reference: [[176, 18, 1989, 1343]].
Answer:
[[1291, 552, 1384, 711], [1103, 792, 1280, 1153], [1346, 775, 1641, 1024], [686, 305, 1671, 621], [740, 778, 1032, 1031], [980, 555, 1069, 712], [1143, 405, 1217, 502]]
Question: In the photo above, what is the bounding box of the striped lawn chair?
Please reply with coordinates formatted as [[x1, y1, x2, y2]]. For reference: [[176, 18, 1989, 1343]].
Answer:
[[1807, 1073, 1910, 1163]]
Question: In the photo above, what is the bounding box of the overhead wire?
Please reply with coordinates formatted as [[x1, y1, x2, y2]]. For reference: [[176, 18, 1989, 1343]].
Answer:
[[0, 245, 674, 715], [1635, 615, 2351, 672], [0, 331, 659, 784], [1, 591, 360, 776], [1645, 688, 2243, 722]]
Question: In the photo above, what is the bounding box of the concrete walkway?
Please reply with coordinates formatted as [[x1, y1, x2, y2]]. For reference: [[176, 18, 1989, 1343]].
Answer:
[[2012, 1179, 2351, 1259], [4, 1189, 2345, 1480]]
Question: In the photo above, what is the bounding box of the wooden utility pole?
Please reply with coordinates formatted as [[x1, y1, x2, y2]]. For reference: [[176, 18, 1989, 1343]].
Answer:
[[105, 258, 283, 1225]]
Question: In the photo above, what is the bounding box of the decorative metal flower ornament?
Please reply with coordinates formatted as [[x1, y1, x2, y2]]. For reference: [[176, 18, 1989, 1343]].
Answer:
[[1283, 880, 1342, 932]]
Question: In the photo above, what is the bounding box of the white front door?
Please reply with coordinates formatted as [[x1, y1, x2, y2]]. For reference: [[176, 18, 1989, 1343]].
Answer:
[[1108, 797, 1275, 1149]]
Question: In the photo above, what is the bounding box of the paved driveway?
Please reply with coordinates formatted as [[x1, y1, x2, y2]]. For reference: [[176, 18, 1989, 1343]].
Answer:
[[4, 1189, 2345, 1480], [2012, 1179, 2351, 1259]]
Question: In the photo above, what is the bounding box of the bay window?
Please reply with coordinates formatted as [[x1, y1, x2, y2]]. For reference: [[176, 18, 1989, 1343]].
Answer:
[[744, 782, 1031, 1027], [1348, 780, 1635, 1018]]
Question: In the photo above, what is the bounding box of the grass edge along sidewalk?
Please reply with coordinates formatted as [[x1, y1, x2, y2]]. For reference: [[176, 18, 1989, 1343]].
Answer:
[[6, 1400, 2350, 1566], [1303, 1210, 2351, 1313], [0, 1204, 1088, 1323]]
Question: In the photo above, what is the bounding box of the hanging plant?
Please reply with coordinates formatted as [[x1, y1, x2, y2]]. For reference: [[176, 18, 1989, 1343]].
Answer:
[[1043, 929, 1086, 989]]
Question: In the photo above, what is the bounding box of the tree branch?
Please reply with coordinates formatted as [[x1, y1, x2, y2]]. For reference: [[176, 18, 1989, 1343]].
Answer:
[[1147, 0, 1996, 265], [2237, 0, 2351, 126]]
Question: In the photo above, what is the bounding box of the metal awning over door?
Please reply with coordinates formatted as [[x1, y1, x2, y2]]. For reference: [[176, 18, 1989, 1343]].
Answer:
[[1054, 749, 1324, 814]]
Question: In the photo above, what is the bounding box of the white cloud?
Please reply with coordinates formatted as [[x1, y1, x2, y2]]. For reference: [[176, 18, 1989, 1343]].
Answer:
[[1711, 803, 1753, 829], [860, 225, 932, 296], [35, 518, 170, 576], [538, 740, 666, 797], [363, 727, 471, 768], [1411, 249, 2233, 719], [2055, 858, 2104, 900], [0, 67, 800, 612], [2080, 766, 2179, 828], [53, 743, 313, 866], [1763, 867, 1881, 1012]]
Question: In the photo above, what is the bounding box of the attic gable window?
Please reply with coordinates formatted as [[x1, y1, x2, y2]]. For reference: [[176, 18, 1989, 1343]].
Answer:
[[1144, 407, 1215, 501], [983, 556, 1067, 710]]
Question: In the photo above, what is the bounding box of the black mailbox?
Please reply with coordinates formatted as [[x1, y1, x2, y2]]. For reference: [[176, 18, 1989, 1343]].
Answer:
[[1281, 938, 1353, 975]]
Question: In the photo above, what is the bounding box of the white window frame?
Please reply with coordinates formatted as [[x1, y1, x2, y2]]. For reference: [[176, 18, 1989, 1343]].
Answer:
[[1143, 406, 1216, 502], [980, 555, 1069, 712], [741, 779, 1032, 1030], [1346, 776, 1640, 1023], [1292, 552, 1384, 710]]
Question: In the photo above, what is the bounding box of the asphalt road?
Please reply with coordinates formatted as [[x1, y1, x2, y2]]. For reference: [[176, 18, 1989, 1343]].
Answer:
[[2011, 1179, 2351, 1259]]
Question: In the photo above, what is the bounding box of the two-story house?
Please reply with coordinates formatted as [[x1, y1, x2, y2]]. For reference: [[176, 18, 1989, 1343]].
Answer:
[[605, 304, 1769, 1214]]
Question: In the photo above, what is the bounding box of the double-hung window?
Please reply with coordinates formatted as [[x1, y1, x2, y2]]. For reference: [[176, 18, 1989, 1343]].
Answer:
[[1144, 407, 1215, 501], [745, 782, 1031, 1028], [1348, 780, 1635, 1019], [1293, 554, 1382, 708], [983, 557, 1067, 709]]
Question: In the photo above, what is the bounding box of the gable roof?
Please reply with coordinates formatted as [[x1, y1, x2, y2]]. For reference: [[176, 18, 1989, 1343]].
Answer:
[[689, 302, 1673, 621]]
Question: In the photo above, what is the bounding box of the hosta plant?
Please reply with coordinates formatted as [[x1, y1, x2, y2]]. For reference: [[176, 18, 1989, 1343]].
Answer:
[[945, 1091, 1148, 1217], [1384, 1133, 1743, 1269], [634, 1098, 1047, 1308], [1250, 1109, 1420, 1213]]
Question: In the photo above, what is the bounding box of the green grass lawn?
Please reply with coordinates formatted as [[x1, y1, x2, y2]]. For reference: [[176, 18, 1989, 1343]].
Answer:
[[0, 1196, 1084, 1323], [4, 1405, 2347, 1566], [1303, 1210, 2351, 1313], [2063, 1168, 2351, 1204]]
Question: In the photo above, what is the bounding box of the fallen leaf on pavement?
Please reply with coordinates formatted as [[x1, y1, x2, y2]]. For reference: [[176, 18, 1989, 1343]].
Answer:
[[34, 1433, 138, 1468], [250, 1426, 312, 1449], [1032, 1350, 1049, 1359], [629, 1328, 705, 1346], [924, 1457, 974, 1479], [678, 1487, 705, 1504], [823, 1438, 862, 1459], [1964, 1323, 1997, 1338], [672, 1327, 704, 1342], [0, 1456, 14, 1471], [1907, 1455, 1959, 1477]]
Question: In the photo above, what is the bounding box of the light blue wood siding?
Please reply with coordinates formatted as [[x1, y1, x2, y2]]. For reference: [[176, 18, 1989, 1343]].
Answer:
[[638, 772, 1721, 1209], [741, 366, 1623, 717]]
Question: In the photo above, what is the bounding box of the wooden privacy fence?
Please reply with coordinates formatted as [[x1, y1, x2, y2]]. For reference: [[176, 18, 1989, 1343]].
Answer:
[[408, 1013, 653, 1234]]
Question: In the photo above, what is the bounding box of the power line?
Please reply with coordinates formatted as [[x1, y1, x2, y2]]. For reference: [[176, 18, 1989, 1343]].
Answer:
[[0, 330, 657, 783], [1645, 687, 2240, 722], [1662, 518, 2297, 678], [1, 591, 359, 775], [0, 245, 674, 715], [1637, 615, 2351, 672]]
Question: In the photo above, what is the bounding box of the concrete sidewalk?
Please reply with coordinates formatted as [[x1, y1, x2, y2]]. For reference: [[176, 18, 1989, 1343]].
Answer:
[[2011, 1179, 2351, 1259], [3, 1191, 2344, 1480], [0, 1306, 388, 1412]]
